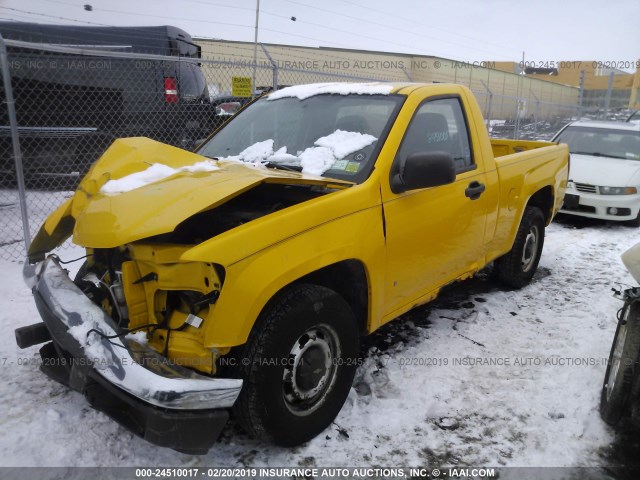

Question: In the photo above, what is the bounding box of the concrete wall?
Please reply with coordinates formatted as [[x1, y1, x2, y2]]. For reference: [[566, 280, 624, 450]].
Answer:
[[195, 39, 580, 120]]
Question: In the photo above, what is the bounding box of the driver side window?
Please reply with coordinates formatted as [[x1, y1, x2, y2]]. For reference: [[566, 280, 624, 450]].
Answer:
[[397, 97, 474, 172]]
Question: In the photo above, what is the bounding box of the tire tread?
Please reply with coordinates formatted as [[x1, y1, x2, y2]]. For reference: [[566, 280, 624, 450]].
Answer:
[[494, 206, 545, 289]]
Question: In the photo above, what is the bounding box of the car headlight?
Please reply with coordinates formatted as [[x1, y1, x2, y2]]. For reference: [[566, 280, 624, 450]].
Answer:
[[598, 186, 638, 195]]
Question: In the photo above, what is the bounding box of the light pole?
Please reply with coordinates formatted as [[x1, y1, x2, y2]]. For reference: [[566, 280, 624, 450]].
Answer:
[[252, 0, 260, 96]]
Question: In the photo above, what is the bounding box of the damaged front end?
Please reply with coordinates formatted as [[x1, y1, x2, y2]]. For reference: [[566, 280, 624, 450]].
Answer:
[[19, 254, 242, 454], [17, 137, 355, 452]]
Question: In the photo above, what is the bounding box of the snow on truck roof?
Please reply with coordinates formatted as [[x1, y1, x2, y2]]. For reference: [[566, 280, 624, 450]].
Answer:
[[267, 82, 395, 100], [266, 82, 470, 101]]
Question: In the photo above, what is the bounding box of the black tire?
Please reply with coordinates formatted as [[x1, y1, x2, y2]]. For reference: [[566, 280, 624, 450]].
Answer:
[[231, 283, 359, 446], [600, 300, 640, 425], [494, 206, 546, 288], [626, 211, 640, 228]]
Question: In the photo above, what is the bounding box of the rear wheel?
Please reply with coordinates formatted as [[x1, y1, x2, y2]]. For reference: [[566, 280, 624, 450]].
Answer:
[[600, 300, 640, 425], [231, 284, 359, 446], [494, 206, 546, 288]]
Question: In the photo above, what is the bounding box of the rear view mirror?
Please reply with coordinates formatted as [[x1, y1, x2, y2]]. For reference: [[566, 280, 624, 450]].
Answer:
[[390, 151, 456, 194]]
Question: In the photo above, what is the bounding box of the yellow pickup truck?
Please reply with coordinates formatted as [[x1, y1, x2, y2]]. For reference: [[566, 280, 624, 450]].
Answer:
[[18, 82, 569, 453]]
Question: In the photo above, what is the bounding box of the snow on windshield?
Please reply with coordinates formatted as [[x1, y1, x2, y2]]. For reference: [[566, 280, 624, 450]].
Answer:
[[230, 130, 378, 176], [100, 160, 219, 194], [315, 129, 377, 159], [267, 82, 394, 101]]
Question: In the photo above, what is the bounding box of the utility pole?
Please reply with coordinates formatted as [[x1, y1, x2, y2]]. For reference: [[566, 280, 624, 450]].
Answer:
[[577, 70, 585, 118], [514, 51, 524, 140], [603, 71, 615, 119], [252, 0, 260, 96]]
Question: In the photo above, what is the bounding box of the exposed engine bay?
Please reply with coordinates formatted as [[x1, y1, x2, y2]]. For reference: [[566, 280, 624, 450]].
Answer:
[[150, 182, 331, 244], [71, 181, 333, 375]]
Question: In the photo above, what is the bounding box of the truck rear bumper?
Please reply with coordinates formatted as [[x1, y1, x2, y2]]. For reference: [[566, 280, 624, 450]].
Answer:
[[20, 256, 242, 454]]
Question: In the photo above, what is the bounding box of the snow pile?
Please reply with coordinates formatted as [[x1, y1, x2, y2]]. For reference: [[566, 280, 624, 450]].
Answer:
[[234, 139, 275, 164], [314, 130, 377, 159], [299, 147, 336, 176], [100, 160, 219, 194], [125, 331, 148, 346], [269, 146, 300, 165], [268, 82, 394, 101], [231, 130, 377, 176], [227, 140, 298, 166], [100, 163, 175, 194], [299, 130, 377, 175]]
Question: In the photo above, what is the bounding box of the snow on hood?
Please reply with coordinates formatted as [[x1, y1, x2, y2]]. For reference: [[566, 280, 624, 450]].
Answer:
[[569, 153, 640, 187], [267, 82, 394, 101], [69, 138, 355, 250], [100, 160, 219, 194], [97, 128, 375, 195], [232, 130, 377, 176]]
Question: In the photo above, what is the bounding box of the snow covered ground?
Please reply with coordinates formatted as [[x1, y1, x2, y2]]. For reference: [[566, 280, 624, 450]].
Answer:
[[0, 212, 639, 471]]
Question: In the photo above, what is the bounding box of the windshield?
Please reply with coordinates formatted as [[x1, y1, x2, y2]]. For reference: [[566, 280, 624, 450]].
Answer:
[[555, 126, 640, 160], [197, 94, 404, 183]]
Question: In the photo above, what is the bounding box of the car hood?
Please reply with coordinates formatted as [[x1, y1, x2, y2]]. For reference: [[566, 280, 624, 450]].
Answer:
[[65, 138, 352, 249], [569, 153, 640, 187]]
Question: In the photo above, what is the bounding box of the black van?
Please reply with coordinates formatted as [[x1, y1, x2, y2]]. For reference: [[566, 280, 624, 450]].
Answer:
[[0, 22, 216, 189]]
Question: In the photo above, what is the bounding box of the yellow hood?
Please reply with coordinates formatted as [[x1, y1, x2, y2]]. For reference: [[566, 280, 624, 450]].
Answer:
[[29, 137, 352, 258]]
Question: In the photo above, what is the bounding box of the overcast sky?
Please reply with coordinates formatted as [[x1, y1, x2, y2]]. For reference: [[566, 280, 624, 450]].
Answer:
[[1, 0, 638, 66]]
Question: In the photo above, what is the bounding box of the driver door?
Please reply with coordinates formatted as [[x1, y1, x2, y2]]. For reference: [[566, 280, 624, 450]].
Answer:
[[382, 96, 490, 319]]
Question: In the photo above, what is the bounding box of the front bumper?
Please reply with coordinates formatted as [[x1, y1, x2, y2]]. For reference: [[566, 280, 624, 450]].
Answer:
[[560, 188, 640, 221], [20, 256, 242, 454]]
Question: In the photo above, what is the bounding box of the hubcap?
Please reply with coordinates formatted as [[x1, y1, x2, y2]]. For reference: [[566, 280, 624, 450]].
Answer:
[[283, 325, 341, 416], [521, 225, 539, 272], [606, 311, 630, 401]]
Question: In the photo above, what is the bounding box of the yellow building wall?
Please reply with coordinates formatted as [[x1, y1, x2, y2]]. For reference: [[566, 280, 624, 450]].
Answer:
[[489, 60, 638, 108], [630, 68, 640, 109]]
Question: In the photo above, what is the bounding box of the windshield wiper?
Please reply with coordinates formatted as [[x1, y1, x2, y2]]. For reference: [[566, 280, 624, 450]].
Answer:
[[264, 162, 303, 172]]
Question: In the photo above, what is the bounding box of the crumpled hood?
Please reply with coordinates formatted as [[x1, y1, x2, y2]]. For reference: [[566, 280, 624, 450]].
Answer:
[[69, 138, 352, 248], [569, 153, 640, 187]]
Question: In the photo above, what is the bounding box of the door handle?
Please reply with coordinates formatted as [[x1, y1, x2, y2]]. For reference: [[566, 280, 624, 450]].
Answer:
[[465, 181, 485, 200]]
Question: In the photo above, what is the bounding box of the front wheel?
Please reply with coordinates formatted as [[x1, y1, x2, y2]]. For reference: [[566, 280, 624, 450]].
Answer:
[[600, 299, 640, 425], [231, 284, 360, 446], [494, 206, 546, 288], [625, 211, 640, 228]]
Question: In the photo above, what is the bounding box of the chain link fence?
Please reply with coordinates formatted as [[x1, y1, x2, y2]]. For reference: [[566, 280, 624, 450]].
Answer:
[[0, 35, 598, 261]]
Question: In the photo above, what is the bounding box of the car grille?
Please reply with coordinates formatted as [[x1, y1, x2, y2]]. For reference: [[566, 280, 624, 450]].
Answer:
[[575, 183, 598, 194]]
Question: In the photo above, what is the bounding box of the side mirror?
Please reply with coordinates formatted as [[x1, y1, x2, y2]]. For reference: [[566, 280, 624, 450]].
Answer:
[[390, 151, 456, 194]]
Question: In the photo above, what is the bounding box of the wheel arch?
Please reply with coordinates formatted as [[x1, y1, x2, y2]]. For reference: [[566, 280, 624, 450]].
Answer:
[[295, 259, 370, 336], [526, 185, 554, 224], [208, 257, 373, 349], [203, 205, 384, 349]]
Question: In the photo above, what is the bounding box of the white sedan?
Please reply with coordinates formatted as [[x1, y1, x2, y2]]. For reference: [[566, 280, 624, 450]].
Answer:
[[552, 120, 640, 226]]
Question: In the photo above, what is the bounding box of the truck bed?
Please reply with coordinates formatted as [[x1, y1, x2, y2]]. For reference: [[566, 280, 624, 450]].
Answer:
[[491, 138, 556, 158]]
